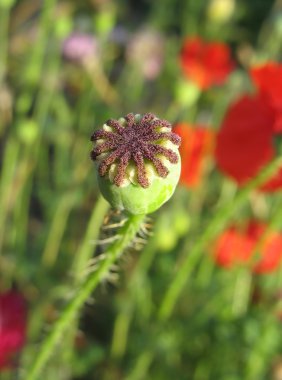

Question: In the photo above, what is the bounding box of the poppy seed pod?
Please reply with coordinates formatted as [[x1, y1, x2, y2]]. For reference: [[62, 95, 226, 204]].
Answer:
[[90, 113, 181, 215]]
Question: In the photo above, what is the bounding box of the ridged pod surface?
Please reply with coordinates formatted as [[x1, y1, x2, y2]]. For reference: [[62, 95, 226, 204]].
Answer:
[[90, 113, 181, 214]]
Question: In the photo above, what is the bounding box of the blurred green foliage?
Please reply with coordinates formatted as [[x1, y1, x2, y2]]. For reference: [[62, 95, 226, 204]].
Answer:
[[0, 0, 282, 379]]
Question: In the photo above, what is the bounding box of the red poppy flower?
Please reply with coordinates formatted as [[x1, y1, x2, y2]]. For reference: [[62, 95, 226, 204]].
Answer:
[[213, 221, 282, 274], [250, 62, 282, 133], [174, 123, 214, 188], [180, 36, 235, 90], [215, 94, 282, 191], [0, 290, 27, 370]]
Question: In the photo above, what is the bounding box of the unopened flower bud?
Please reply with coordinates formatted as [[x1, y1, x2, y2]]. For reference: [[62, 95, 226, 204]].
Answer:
[[90, 113, 181, 214]]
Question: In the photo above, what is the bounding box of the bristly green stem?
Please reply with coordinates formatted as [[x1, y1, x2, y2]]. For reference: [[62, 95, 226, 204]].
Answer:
[[158, 156, 282, 321], [59, 196, 109, 369], [24, 213, 145, 380]]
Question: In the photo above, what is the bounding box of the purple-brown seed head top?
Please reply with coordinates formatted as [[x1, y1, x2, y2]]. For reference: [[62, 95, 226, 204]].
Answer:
[[90, 113, 181, 188]]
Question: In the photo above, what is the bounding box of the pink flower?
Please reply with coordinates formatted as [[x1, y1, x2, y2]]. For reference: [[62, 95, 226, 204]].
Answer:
[[126, 29, 165, 80], [62, 32, 98, 62], [0, 290, 27, 370]]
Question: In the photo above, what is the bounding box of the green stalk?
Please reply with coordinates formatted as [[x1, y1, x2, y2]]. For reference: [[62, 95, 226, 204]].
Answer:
[[73, 195, 109, 281], [111, 239, 157, 359], [0, 2, 11, 84], [0, 139, 20, 254], [158, 156, 282, 321], [24, 213, 145, 380], [41, 193, 79, 267], [23, 0, 57, 85], [125, 350, 154, 380], [60, 196, 109, 368]]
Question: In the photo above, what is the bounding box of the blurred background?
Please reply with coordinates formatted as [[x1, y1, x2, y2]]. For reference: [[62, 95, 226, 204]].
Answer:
[[1, 0, 282, 379]]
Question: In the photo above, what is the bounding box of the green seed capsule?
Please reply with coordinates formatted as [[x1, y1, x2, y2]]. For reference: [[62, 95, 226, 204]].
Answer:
[[90, 113, 181, 215]]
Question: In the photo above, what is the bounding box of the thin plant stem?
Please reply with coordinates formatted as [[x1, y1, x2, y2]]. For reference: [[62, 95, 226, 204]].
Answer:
[[125, 350, 154, 380], [111, 238, 157, 359], [0, 139, 20, 254], [0, 140, 33, 257], [24, 213, 145, 380], [0, 3, 10, 84], [73, 195, 109, 281], [41, 193, 79, 267], [60, 196, 109, 367], [158, 156, 282, 321], [23, 0, 57, 85], [231, 268, 253, 317], [83, 59, 120, 109]]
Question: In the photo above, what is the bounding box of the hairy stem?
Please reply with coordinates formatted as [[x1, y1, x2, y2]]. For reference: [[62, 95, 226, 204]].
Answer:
[[24, 213, 145, 380]]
